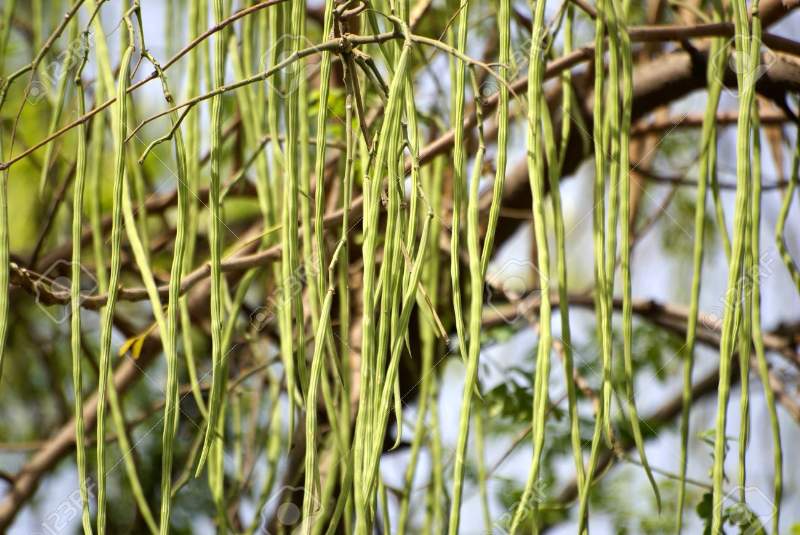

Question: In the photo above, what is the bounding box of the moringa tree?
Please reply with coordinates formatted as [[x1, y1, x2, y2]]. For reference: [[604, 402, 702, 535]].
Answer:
[[0, 0, 799, 533]]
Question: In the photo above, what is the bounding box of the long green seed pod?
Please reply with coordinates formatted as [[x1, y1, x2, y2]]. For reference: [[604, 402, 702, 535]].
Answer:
[[288, 0, 308, 396], [118, 100, 184, 535], [509, 0, 552, 528], [479, 0, 510, 276], [0, 0, 16, 74], [311, 0, 335, 316], [427, 155, 447, 534], [474, 404, 492, 532], [244, 370, 282, 535], [82, 9, 156, 530], [428, 366, 445, 533], [711, 0, 760, 530], [372, 130, 401, 435], [303, 241, 345, 534], [87, 109, 106, 292], [601, 0, 624, 447], [542, 1, 585, 495], [328, 94, 356, 535], [363, 210, 431, 505], [87, 1, 114, 297], [614, 0, 661, 510], [676, 2, 726, 529], [737, 120, 755, 502], [144, 60, 191, 535], [106, 378, 159, 534], [449, 0, 470, 364], [580, 0, 611, 529], [0, 0, 16, 385], [353, 34, 411, 533], [119, 176, 175, 520], [70, 21, 92, 535], [382, 130, 405, 448], [322, 94, 359, 533], [197, 0, 229, 475], [95, 40, 134, 535], [775, 123, 800, 293], [38, 20, 79, 196], [397, 156, 446, 534], [750, 109, 783, 535], [242, 5, 276, 228], [387, 2, 426, 464], [179, 0, 207, 420], [448, 67, 488, 535], [0, 73, 9, 384], [274, 0, 304, 445]]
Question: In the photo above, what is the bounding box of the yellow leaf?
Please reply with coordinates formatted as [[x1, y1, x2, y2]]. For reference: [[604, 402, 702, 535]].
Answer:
[[118, 323, 157, 359]]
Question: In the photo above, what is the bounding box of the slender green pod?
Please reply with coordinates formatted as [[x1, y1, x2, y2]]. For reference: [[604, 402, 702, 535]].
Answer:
[[479, 0, 510, 276], [737, 134, 754, 503], [711, 0, 760, 530], [0, 75, 9, 385], [0, 0, 16, 74], [179, 0, 207, 420], [135, 55, 191, 534], [580, 1, 612, 529], [676, 3, 727, 529], [448, 66, 488, 535], [750, 110, 783, 535], [95, 39, 134, 535], [0, 0, 16, 386], [613, 0, 661, 510], [601, 0, 622, 447], [775, 125, 800, 293], [449, 0, 470, 364], [197, 0, 229, 475], [70, 20, 93, 535], [273, 0, 305, 445], [539, 30, 584, 500], [329, 95, 356, 531], [509, 0, 553, 528], [397, 157, 446, 535], [106, 379, 159, 534], [474, 405, 492, 532], [353, 31, 412, 532], [38, 21, 79, 196], [303, 241, 345, 534], [244, 370, 283, 535], [80, 10, 156, 530], [363, 211, 431, 507], [311, 0, 335, 313], [556, 0, 585, 490]]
